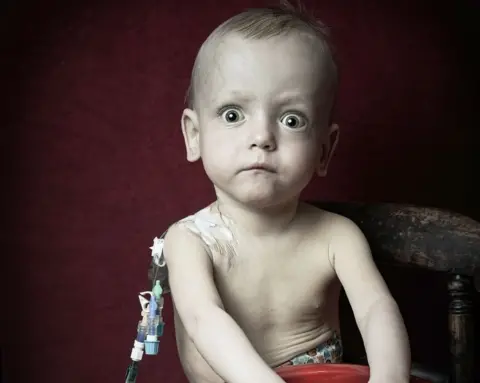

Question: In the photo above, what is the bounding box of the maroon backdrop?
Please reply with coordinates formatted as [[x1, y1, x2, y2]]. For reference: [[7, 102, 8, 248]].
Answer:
[[2, 0, 477, 382]]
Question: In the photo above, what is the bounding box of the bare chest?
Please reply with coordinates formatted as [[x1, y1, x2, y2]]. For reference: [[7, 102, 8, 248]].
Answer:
[[212, 239, 338, 330]]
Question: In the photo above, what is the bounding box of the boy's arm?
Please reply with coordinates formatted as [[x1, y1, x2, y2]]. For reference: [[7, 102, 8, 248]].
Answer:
[[164, 224, 284, 383], [329, 217, 411, 383]]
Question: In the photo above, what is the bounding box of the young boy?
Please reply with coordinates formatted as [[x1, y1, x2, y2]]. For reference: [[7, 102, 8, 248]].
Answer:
[[148, 3, 411, 383]]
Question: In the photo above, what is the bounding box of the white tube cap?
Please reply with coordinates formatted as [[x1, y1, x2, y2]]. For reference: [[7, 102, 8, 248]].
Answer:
[[131, 347, 144, 361]]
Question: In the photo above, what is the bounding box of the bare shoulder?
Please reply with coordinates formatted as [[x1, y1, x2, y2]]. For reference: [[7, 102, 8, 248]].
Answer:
[[299, 203, 372, 269], [321, 209, 371, 265], [163, 217, 202, 264], [163, 217, 214, 289], [299, 202, 361, 239]]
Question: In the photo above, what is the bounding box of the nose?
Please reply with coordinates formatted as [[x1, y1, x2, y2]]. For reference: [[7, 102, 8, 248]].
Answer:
[[249, 119, 277, 151]]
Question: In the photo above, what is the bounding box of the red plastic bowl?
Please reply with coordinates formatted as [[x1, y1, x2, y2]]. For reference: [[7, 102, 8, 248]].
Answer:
[[276, 364, 431, 383]]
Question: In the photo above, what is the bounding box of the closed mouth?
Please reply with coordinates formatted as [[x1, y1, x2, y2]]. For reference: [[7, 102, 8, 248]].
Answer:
[[243, 164, 276, 173]]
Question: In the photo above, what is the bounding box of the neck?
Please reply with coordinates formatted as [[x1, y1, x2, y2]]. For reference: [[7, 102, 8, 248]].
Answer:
[[214, 192, 300, 236]]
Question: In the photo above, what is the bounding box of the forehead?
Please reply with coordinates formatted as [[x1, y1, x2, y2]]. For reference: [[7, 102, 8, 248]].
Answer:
[[196, 33, 331, 106]]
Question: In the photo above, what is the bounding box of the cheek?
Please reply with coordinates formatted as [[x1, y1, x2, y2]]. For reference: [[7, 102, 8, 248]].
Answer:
[[200, 133, 234, 161], [200, 133, 238, 179], [283, 141, 318, 168]]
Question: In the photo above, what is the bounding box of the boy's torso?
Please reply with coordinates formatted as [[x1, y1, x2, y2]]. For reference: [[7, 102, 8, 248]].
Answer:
[[172, 202, 343, 382]]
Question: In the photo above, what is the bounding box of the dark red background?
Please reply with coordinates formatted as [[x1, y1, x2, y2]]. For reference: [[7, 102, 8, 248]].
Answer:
[[2, 0, 477, 382]]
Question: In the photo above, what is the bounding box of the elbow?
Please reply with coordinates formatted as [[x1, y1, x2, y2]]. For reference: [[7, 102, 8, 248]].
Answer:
[[357, 295, 400, 333], [182, 310, 203, 340], [182, 304, 223, 342]]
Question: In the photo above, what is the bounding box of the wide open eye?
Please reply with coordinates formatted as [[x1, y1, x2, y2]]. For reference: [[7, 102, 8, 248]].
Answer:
[[220, 107, 245, 124], [280, 113, 307, 130]]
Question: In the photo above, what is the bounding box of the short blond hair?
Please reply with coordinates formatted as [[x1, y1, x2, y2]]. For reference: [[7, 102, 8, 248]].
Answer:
[[185, 1, 338, 110]]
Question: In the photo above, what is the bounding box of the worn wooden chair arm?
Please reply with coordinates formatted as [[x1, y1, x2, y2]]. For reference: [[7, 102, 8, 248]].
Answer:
[[313, 201, 479, 383]]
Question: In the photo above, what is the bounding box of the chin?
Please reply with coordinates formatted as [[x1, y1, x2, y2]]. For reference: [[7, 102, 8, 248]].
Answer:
[[233, 189, 296, 209], [213, 178, 307, 209]]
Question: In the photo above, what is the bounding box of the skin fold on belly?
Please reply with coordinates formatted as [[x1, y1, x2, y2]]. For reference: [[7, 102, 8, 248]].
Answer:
[[247, 322, 337, 367]]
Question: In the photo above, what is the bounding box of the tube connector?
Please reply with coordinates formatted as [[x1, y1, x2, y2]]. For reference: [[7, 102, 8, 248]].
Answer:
[[130, 340, 145, 361]]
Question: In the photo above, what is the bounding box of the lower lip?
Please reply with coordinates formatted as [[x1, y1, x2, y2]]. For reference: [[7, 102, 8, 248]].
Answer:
[[244, 167, 275, 173]]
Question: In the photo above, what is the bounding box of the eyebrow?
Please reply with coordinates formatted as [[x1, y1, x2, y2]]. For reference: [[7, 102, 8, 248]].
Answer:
[[212, 90, 255, 105], [274, 92, 311, 105], [213, 90, 311, 106]]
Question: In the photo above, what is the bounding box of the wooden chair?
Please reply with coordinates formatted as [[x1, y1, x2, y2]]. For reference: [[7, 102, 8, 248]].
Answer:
[[314, 202, 480, 383]]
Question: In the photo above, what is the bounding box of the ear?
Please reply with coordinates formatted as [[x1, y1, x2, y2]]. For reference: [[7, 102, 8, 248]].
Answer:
[[316, 123, 339, 177], [181, 108, 201, 162]]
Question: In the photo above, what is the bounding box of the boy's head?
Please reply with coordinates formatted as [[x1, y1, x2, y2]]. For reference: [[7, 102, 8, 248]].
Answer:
[[181, 2, 340, 208]]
